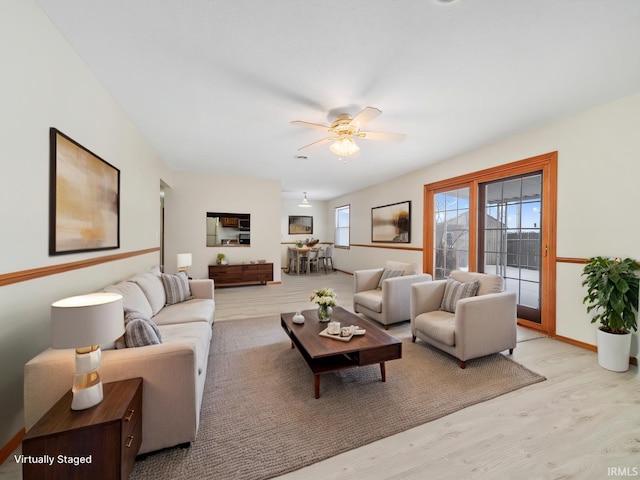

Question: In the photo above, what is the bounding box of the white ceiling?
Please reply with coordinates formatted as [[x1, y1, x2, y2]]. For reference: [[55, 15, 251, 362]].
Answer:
[[35, 0, 640, 201]]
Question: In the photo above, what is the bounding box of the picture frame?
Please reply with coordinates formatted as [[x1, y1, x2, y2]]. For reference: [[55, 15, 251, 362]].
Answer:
[[288, 215, 313, 235], [371, 200, 411, 243], [49, 128, 120, 255]]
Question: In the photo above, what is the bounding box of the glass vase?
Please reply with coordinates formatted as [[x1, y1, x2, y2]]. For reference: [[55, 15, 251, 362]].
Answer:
[[318, 304, 333, 322]]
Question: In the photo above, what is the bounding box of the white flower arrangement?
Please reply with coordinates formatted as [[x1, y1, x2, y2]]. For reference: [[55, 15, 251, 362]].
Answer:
[[310, 287, 337, 307]]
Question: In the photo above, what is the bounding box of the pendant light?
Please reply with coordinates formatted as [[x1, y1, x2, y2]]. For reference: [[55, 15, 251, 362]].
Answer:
[[298, 192, 312, 208]]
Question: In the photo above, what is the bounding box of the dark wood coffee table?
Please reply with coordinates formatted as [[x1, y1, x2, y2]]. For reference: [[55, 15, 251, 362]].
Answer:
[[281, 306, 402, 398]]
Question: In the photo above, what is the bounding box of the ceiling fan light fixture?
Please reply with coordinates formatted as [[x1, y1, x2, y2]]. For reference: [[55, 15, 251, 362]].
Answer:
[[330, 137, 360, 157], [298, 192, 312, 208]]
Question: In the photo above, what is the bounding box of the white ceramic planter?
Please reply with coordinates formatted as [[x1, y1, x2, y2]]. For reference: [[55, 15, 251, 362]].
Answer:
[[596, 328, 632, 372]]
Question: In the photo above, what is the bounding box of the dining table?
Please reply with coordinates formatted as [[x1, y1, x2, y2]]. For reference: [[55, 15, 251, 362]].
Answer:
[[287, 246, 321, 275]]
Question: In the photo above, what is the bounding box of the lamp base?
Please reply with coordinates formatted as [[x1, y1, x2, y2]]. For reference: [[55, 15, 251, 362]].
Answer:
[[71, 381, 103, 410], [71, 346, 104, 410]]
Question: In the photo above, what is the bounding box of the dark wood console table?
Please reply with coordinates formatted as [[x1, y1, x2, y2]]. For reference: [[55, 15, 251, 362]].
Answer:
[[208, 262, 273, 287]]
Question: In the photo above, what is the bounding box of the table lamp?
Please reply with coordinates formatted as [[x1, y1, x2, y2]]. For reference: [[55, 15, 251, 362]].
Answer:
[[177, 253, 192, 275], [51, 292, 124, 410]]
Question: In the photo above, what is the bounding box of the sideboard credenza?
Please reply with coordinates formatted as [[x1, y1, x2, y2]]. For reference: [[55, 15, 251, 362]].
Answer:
[[208, 263, 273, 287]]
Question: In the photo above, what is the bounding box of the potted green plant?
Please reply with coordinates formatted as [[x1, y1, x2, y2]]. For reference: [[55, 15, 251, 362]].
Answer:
[[581, 256, 639, 372], [216, 253, 227, 265]]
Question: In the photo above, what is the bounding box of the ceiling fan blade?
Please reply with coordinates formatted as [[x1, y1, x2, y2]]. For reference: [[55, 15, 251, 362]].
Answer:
[[350, 106, 382, 128], [298, 136, 335, 151], [291, 120, 331, 131], [358, 131, 407, 142]]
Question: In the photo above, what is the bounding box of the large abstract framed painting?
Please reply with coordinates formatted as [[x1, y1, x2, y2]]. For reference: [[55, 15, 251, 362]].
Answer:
[[49, 128, 120, 255], [371, 200, 411, 243], [288, 215, 313, 235]]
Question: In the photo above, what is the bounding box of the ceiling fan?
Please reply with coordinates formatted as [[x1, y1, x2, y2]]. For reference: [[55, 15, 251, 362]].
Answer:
[[291, 106, 406, 157]]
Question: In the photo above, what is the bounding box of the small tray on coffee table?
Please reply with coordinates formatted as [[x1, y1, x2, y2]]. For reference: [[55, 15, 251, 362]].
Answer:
[[319, 328, 353, 342]]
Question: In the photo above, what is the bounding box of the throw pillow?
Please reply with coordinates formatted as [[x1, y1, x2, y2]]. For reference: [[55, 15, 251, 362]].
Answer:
[[440, 278, 480, 313], [123, 309, 162, 347], [377, 267, 405, 289], [161, 272, 192, 305]]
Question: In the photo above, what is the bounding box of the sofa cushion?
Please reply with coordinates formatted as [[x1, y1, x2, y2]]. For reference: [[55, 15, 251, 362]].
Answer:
[[440, 278, 479, 313], [414, 310, 456, 346], [104, 281, 153, 319], [161, 272, 192, 305], [130, 272, 166, 316], [158, 321, 212, 375], [124, 310, 162, 347], [152, 298, 215, 326], [377, 267, 404, 289], [353, 289, 383, 313]]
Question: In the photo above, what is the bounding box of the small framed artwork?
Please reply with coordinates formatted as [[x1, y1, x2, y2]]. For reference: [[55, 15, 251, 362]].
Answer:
[[288, 215, 313, 235], [49, 128, 120, 255], [371, 200, 411, 243]]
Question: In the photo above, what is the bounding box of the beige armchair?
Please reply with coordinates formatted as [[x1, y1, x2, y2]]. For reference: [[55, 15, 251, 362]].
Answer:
[[410, 270, 517, 368], [353, 261, 432, 329]]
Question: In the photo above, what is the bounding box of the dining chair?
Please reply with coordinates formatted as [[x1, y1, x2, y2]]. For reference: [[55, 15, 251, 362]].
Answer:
[[306, 248, 320, 275], [323, 245, 334, 271], [315, 247, 326, 273]]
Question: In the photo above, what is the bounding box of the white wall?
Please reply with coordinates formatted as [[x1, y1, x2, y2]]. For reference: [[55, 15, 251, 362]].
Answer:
[[0, 0, 170, 446], [329, 92, 640, 363], [326, 179, 426, 273], [163, 172, 282, 281]]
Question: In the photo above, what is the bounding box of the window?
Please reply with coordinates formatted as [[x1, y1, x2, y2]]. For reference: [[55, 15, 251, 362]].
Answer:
[[335, 204, 350, 248]]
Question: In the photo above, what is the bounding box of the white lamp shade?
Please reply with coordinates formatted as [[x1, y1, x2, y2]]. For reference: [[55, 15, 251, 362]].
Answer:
[[51, 292, 124, 349], [177, 253, 193, 269]]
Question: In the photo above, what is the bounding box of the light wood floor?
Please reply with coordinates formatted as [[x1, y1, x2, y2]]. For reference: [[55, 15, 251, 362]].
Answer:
[[218, 272, 640, 480], [2, 271, 638, 479]]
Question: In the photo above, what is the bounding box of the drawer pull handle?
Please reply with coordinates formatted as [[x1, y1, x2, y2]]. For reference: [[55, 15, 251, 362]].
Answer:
[[125, 409, 135, 421], [125, 435, 134, 448]]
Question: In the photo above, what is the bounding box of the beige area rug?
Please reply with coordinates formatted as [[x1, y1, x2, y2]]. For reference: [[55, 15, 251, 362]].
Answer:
[[130, 316, 545, 480]]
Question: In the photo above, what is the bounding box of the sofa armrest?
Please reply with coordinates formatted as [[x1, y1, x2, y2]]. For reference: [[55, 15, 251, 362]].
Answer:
[[190, 278, 214, 300], [25, 342, 200, 454], [410, 279, 447, 321], [454, 291, 517, 359], [354, 268, 384, 293]]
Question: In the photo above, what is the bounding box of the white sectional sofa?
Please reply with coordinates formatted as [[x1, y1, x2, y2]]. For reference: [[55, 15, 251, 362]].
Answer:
[[23, 268, 215, 454]]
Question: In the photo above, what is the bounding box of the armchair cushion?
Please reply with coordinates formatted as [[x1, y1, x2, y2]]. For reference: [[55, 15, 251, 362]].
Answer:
[[414, 310, 456, 346], [354, 289, 383, 313], [377, 268, 404, 289], [440, 278, 479, 313]]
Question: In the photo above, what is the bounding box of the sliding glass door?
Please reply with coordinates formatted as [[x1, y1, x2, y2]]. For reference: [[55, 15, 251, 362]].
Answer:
[[425, 152, 557, 334], [479, 173, 542, 323]]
